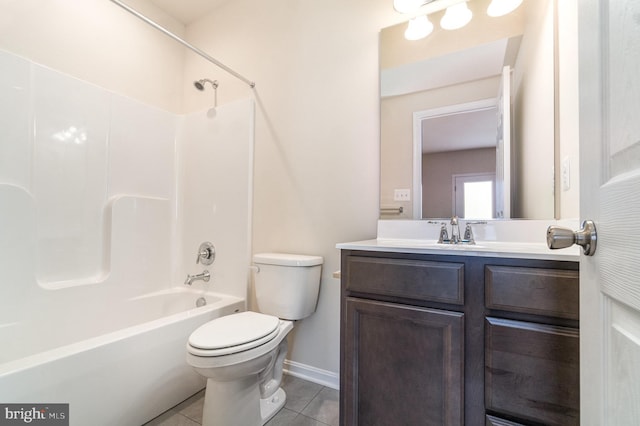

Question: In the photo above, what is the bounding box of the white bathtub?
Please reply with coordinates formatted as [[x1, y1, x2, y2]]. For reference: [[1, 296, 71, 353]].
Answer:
[[0, 288, 244, 426]]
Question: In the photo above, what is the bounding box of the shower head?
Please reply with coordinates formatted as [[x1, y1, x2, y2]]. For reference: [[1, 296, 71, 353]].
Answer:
[[194, 78, 219, 118], [194, 78, 218, 91]]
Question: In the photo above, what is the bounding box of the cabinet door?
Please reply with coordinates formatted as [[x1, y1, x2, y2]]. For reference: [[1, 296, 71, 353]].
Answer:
[[342, 298, 464, 426], [485, 317, 579, 425]]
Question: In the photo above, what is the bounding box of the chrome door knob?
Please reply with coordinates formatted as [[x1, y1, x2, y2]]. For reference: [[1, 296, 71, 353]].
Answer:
[[547, 220, 597, 256]]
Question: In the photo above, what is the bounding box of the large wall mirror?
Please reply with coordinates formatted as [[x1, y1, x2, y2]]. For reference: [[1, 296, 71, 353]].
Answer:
[[380, 0, 557, 220]]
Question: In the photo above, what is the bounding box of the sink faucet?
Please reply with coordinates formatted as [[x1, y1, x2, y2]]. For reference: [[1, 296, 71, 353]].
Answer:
[[450, 216, 461, 244], [184, 270, 210, 286]]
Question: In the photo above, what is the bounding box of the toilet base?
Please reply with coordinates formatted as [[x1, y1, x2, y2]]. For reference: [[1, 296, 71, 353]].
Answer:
[[260, 387, 286, 425], [201, 377, 287, 426]]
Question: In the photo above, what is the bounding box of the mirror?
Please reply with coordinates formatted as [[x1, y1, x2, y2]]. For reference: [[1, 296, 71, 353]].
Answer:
[[380, 0, 556, 220]]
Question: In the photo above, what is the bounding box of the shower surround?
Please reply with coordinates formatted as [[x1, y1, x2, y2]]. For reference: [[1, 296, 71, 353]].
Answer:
[[0, 49, 254, 425]]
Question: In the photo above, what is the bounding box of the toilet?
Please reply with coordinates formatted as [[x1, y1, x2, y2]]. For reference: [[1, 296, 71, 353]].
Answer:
[[186, 253, 323, 426]]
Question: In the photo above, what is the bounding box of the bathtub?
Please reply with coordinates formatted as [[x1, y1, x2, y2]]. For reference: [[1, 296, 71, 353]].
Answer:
[[0, 288, 244, 426]]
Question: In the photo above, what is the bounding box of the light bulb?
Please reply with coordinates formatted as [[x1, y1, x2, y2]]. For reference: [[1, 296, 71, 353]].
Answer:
[[487, 0, 523, 17], [404, 15, 434, 40], [393, 0, 425, 14], [440, 2, 473, 30]]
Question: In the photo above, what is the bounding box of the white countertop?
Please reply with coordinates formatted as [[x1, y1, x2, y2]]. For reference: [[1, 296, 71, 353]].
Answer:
[[336, 238, 580, 261]]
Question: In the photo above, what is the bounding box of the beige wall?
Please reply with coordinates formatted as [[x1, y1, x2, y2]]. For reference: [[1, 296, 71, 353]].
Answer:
[[0, 0, 186, 113], [381, 77, 500, 218], [557, 0, 580, 219], [511, 0, 555, 218], [182, 0, 400, 378], [422, 148, 496, 218]]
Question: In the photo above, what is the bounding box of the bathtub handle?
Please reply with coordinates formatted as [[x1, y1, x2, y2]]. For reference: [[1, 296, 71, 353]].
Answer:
[[196, 242, 216, 265]]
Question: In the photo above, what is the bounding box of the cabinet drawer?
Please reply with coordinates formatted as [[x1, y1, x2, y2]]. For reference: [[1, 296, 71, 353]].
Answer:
[[485, 415, 525, 426], [344, 256, 464, 305], [485, 317, 579, 425], [485, 266, 579, 320]]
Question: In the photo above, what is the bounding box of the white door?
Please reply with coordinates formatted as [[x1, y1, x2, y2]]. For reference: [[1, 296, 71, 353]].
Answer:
[[579, 1, 640, 424]]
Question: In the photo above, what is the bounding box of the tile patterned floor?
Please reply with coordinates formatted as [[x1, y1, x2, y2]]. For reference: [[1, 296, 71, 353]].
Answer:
[[144, 375, 339, 426]]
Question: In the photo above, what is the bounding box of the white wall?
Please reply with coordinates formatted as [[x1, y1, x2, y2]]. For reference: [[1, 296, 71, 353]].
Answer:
[[176, 100, 255, 300], [0, 49, 178, 362], [0, 0, 256, 365]]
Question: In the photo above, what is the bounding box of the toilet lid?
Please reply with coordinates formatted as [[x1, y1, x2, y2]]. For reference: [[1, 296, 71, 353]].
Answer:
[[189, 311, 280, 351]]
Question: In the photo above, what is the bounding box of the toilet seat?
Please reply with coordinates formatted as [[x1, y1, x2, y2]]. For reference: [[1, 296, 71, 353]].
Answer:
[[188, 311, 280, 357]]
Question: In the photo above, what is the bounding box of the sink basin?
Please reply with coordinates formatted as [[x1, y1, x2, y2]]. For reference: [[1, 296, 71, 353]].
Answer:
[[379, 239, 484, 249]]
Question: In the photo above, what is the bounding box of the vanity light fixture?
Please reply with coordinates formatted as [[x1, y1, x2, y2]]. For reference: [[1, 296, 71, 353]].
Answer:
[[393, 0, 435, 14], [396, 0, 471, 40], [440, 2, 473, 30], [487, 0, 523, 17], [405, 15, 434, 40]]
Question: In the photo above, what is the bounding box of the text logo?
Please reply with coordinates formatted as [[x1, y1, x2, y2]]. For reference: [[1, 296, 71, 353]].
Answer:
[[0, 404, 68, 426]]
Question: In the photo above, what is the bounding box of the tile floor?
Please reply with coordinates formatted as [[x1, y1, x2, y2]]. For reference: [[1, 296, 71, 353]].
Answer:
[[144, 375, 339, 426]]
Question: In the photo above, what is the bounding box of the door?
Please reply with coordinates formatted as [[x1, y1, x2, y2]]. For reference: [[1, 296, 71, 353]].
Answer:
[[452, 172, 495, 219], [579, 1, 640, 424]]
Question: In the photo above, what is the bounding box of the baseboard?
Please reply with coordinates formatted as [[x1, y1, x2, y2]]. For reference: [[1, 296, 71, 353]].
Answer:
[[283, 359, 339, 390]]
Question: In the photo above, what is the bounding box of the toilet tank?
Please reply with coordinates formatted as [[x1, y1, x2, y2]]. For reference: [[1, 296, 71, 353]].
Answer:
[[252, 253, 323, 320]]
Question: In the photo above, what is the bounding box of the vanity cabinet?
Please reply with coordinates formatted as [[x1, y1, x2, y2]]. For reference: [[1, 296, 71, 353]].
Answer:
[[484, 265, 580, 425], [339, 250, 579, 426]]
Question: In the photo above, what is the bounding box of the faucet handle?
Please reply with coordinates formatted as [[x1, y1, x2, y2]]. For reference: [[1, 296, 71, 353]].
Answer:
[[463, 221, 486, 244], [463, 224, 474, 243], [438, 223, 449, 243], [196, 242, 216, 265]]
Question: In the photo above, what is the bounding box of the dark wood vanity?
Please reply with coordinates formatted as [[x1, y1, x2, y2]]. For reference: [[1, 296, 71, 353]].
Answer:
[[339, 249, 579, 426]]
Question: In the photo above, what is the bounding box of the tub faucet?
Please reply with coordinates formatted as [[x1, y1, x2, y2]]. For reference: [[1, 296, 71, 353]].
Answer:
[[184, 270, 210, 286]]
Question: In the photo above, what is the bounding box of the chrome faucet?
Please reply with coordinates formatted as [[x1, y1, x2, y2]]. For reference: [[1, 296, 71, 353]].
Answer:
[[184, 270, 210, 286], [450, 216, 461, 244], [434, 217, 486, 245]]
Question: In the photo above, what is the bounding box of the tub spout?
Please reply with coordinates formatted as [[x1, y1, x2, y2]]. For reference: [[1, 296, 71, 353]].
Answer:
[[184, 270, 210, 286]]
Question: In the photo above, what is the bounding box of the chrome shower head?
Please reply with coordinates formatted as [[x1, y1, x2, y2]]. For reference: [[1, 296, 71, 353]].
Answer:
[[194, 78, 218, 91]]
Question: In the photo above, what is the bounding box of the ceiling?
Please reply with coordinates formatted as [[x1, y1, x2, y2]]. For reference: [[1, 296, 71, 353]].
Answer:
[[148, 0, 230, 25], [422, 108, 498, 153]]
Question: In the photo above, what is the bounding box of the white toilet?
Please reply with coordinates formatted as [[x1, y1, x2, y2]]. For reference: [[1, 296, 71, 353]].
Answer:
[[186, 253, 323, 426]]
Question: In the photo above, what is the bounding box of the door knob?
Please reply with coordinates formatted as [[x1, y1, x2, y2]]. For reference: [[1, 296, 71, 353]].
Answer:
[[546, 220, 597, 256]]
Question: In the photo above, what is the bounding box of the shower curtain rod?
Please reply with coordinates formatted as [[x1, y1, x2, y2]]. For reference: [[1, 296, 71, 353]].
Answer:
[[109, 0, 255, 88]]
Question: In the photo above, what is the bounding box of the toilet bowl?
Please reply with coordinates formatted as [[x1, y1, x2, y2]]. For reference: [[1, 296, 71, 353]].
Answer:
[[186, 253, 322, 426]]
